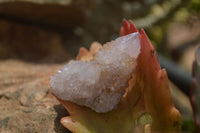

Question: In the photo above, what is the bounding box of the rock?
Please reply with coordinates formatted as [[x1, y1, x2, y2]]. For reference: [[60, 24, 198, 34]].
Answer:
[[0, 60, 71, 133], [0, 0, 92, 28], [0, 59, 194, 132], [0, 19, 71, 61], [0, 0, 94, 61]]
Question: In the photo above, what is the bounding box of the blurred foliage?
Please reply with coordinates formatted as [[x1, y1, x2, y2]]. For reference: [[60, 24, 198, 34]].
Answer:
[[135, 0, 200, 59], [173, 8, 190, 22], [188, 0, 200, 12], [182, 120, 196, 133]]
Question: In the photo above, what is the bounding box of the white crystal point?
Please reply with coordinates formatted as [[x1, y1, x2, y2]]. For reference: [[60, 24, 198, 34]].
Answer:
[[50, 32, 141, 113]]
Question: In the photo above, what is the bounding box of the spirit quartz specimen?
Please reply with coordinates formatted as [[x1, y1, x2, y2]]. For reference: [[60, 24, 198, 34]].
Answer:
[[49, 20, 181, 133], [50, 32, 140, 113]]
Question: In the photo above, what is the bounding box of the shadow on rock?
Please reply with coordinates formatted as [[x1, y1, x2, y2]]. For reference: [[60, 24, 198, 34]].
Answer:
[[54, 104, 71, 133]]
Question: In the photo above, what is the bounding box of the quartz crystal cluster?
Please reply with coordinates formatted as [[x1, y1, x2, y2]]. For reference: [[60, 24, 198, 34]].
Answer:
[[50, 32, 140, 112]]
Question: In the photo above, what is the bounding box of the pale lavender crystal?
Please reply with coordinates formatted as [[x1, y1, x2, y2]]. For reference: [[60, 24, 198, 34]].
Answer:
[[50, 32, 140, 112]]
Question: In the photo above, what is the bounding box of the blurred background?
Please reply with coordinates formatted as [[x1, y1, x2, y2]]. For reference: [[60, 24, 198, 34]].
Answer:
[[0, 0, 200, 132]]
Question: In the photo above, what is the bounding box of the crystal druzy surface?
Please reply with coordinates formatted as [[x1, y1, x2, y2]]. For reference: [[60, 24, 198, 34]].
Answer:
[[50, 32, 140, 112]]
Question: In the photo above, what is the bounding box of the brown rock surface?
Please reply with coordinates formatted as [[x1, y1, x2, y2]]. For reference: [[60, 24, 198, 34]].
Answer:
[[0, 0, 91, 28], [0, 59, 193, 132], [0, 0, 92, 61], [0, 60, 71, 133], [0, 19, 72, 61]]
